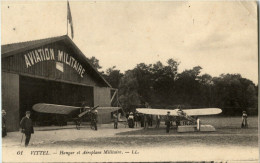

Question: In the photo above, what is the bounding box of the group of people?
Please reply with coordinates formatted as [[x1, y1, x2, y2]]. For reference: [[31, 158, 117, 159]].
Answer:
[[120, 112, 161, 129], [123, 110, 250, 133], [112, 112, 161, 129], [142, 114, 162, 129], [1, 109, 250, 147], [2, 110, 34, 147]]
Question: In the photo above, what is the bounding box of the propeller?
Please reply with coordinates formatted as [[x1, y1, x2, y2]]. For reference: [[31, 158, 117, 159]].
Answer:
[[78, 105, 99, 118]]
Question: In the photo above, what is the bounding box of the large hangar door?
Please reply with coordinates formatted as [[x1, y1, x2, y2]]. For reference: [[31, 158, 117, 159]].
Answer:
[[19, 76, 94, 126]]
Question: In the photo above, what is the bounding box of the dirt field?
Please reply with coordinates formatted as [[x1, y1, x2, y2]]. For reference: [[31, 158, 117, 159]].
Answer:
[[22, 116, 257, 148], [2, 116, 259, 162]]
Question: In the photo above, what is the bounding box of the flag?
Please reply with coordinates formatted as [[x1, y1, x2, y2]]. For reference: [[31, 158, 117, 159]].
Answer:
[[67, 1, 74, 39]]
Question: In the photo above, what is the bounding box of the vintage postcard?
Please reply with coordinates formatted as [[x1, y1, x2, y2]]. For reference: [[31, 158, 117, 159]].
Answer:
[[1, 1, 258, 162]]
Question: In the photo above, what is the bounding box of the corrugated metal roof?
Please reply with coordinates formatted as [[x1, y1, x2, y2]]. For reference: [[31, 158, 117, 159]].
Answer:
[[1, 35, 112, 88]]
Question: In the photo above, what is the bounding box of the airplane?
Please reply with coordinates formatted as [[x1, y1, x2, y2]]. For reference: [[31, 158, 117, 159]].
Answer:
[[32, 103, 121, 129], [136, 107, 222, 132]]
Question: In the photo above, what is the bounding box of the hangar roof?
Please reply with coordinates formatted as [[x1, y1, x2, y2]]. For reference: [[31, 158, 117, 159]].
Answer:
[[1, 35, 111, 88]]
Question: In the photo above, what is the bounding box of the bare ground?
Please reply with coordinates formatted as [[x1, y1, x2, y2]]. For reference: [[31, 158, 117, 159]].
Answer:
[[2, 116, 259, 162]]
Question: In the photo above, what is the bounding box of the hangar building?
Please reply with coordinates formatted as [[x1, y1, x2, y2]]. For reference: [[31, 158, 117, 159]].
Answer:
[[2, 35, 113, 131]]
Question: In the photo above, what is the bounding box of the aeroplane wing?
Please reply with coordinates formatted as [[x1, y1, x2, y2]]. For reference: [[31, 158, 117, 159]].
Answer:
[[136, 108, 222, 116], [33, 103, 88, 115], [136, 108, 179, 116], [182, 108, 222, 116], [33, 103, 121, 116]]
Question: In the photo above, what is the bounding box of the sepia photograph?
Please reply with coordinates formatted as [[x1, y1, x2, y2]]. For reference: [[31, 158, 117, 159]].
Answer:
[[1, 1, 258, 162]]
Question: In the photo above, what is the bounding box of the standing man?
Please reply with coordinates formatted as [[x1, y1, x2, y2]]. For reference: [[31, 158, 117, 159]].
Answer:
[[241, 111, 248, 128], [196, 117, 200, 131], [128, 112, 134, 128], [134, 112, 138, 128], [2, 110, 7, 137], [149, 115, 153, 127], [155, 115, 161, 128], [113, 113, 118, 129], [92, 110, 98, 130], [20, 111, 34, 147], [165, 111, 171, 133], [75, 118, 81, 130], [90, 112, 94, 129], [144, 114, 148, 129], [140, 114, 144, 127]]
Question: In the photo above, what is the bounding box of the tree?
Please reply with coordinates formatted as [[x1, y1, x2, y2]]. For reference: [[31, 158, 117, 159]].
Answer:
[[198, 74, 213, 107], [133, 63, 153, 104], [87, 56, 102, 70], [211, 74, 258, 115], [118, 71, 140, 112], [117, 58, 180, 108], [246, 84, 257, 108], [150, 59, 179, 106], [97, 57, 258, 116], [103, 66, 123, 88], [174, 66, 202, 107]]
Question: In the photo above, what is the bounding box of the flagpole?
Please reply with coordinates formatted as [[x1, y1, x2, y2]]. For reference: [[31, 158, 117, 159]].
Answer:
[[66, 0, 68, 36], [67, 0, 74, 39]]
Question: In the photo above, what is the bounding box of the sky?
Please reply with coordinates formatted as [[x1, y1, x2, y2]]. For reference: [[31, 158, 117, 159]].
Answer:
[[1, 1, 258, 84]]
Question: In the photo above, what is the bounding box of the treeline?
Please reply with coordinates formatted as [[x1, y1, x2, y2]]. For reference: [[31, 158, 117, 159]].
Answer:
[[89, 57, 258, 116]]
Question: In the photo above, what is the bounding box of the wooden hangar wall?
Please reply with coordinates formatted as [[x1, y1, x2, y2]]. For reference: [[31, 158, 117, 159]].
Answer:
[[2, 39, 112, 131]]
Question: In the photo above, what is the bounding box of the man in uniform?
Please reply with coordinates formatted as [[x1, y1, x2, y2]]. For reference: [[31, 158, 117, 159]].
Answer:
[[196, 117, 200, 131], [20, 111, 34, 147], [128, 112, 134, 128], [149, 114, 153, 127], [165, 111, 171, 133], [2, 110, 7, 137], [140, 114, 144, 127], [113, 113, 118, 129], [241, 111, 248, 128], [134, 112, 138, 128], [92, 110, 98, 130], [75, 118, 81, 130], [155, 115, 161, 128], [144, 114, 148, 129]]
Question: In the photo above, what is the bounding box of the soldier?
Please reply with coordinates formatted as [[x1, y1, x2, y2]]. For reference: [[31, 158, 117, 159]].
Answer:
[[134, 112, 138, 128], [92, 110, 98, 130], [2, 110, 7, 137], [113, 113, 118, 129], [90, 112, 94, 129], [155, 115, 161, 128], [75, 118, 81, 130], [140, 114, 144, 127], [241, 111, 248, 128], [176, 117, 180, 127], [165, 111, 171, 133], [128, 112, 134, 128], [20, 111, 34, 147], [196, 117, 200, 131], [144, 114, 148, 129], [149, 114, 153, 127]]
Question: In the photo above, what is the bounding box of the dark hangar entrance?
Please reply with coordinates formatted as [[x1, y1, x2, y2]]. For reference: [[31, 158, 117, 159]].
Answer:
[[19, 75, 94, 126]]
